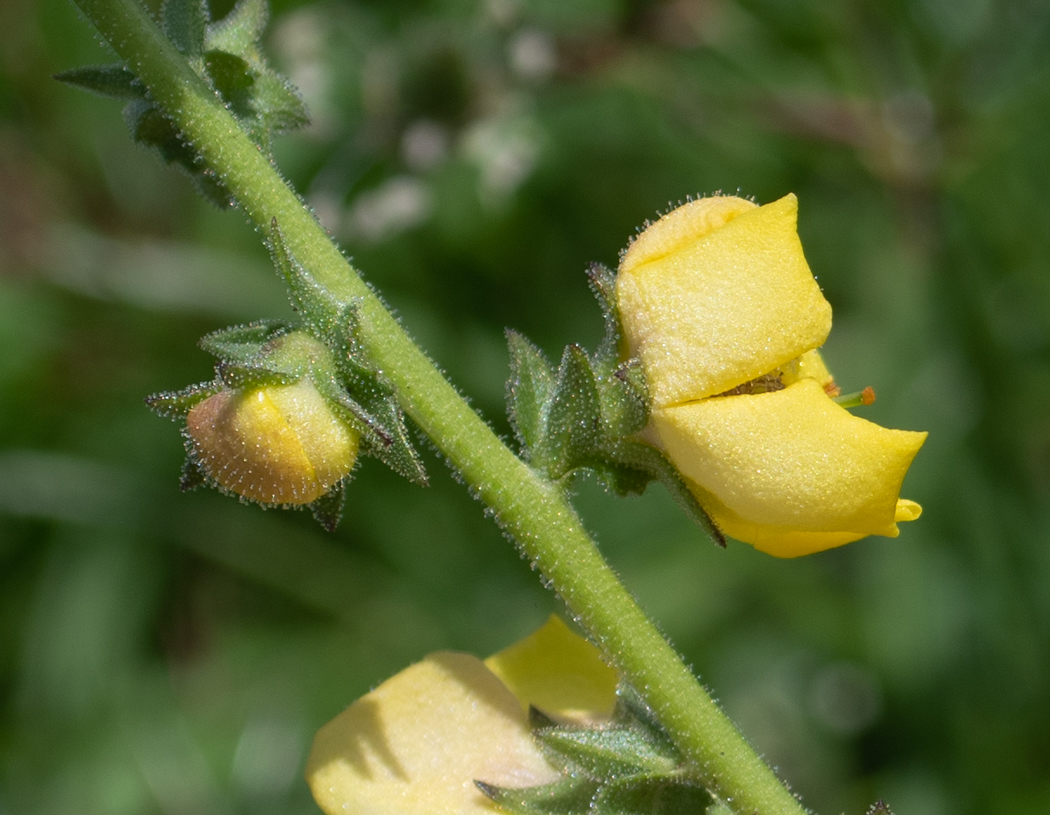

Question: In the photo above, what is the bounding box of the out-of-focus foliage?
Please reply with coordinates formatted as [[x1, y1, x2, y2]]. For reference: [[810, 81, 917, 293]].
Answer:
[[1, 1, 1049, 814]]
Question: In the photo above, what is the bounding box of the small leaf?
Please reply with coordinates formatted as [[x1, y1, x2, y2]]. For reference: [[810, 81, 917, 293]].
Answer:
[[506, 330, 556, 459], [592, 777, 712, 815], [163, 0, 210, 57], [476, 777, 600, 815], [199, 320, 290, 362], [54, 65, 145, 100], [546, 345, 602, 480], [145, 381, 220, 419], [205, 0, 268, 59]]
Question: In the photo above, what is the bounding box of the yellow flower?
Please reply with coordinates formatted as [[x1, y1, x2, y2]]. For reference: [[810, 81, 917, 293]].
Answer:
[[306, 616, 618, 815], [617, 194, 926, 557], [185, 377, 359, 505]]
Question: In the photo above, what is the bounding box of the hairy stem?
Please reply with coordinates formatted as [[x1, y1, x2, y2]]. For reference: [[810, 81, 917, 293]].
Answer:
[[73, 1, 807, 812]]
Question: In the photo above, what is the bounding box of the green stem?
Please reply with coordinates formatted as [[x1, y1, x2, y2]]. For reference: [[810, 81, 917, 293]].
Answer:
[[73, 2, 808, 813]]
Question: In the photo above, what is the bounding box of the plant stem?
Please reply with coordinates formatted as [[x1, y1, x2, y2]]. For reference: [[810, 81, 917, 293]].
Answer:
[[73, 1, 808, 812]]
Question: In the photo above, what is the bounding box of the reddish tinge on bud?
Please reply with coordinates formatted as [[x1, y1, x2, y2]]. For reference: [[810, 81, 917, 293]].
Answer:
[[186, 378, 359, 505]]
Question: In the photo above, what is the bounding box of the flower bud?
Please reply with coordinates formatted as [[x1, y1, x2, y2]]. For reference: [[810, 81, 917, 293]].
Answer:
[[617, 194, 926, 557], [186, 377, 359, 505]]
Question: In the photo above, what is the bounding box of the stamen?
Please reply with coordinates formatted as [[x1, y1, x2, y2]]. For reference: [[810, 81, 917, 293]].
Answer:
[[834, 386, 876, 408]]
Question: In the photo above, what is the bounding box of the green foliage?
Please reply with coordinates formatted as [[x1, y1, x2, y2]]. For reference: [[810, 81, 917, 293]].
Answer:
[[56, 0, 307, 207]]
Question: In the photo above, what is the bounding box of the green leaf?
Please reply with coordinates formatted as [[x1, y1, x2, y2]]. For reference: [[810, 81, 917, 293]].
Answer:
[[477, 777, 600, 815], [534, 724, 679, 780], [163, 0, 209, 57], [546, 345, 602, 480], [205, 0, 268, 60], [203, 50, 256, 119], [144, 381, 220, 419], [53, 65, 145, 100], [199, 320, 290, 362], [592, 777, 712, 815], [506, 330, 556, 460]]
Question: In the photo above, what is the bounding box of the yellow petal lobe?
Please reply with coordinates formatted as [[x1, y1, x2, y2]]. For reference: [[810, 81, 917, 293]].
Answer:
[[652, 379, 926, 557], [618, 194, 833, 407], [306, 653, 560, 815], [484, 615, 618, 723]]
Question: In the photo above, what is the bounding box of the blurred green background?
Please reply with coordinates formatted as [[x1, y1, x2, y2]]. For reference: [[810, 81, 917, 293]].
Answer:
[[2, 0, 1049, 813]]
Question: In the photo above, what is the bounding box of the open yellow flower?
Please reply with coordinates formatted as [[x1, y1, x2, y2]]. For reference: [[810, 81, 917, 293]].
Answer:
[[306, 616, 618, 815], [617, 194, 926, 557]]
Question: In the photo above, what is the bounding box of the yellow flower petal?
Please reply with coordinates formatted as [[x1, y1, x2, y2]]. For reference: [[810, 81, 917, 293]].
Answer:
[[618, 194, 833, 407], [186, 378, 358, 505], [651, 378, 926, 557], [484, 615, 618, 723], [306, 653, 561, 815]]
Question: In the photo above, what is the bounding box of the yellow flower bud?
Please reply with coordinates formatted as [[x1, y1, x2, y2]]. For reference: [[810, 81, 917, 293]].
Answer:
[[306, 616, 617, 815], [186, 378, 359, 505], [617, 194, 926, 557]]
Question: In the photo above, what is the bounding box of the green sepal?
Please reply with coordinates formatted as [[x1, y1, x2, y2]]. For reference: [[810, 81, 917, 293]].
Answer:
[[506, 330, 557, 458], [504, 264, 723, 544], [53, 65, 145, 100], [545, 344, 602, 480], [179, 456, 207, 491], [481, 683, 716, 815], [477, 777, 600, 815], [605, 441, 725, 547], [532, 722, 678, 780], [199, 320, 291, 362], [586, 263, 621, 365], [331, 311, 428, 486], [530, 684, 679, 782], [144, 380, 221, 419], [310, 479, 346, 532], [592, 777, 712, 815], [216, 360, 300, 390], [269, 220, 345, 332], [163, 0, 209, 57]]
